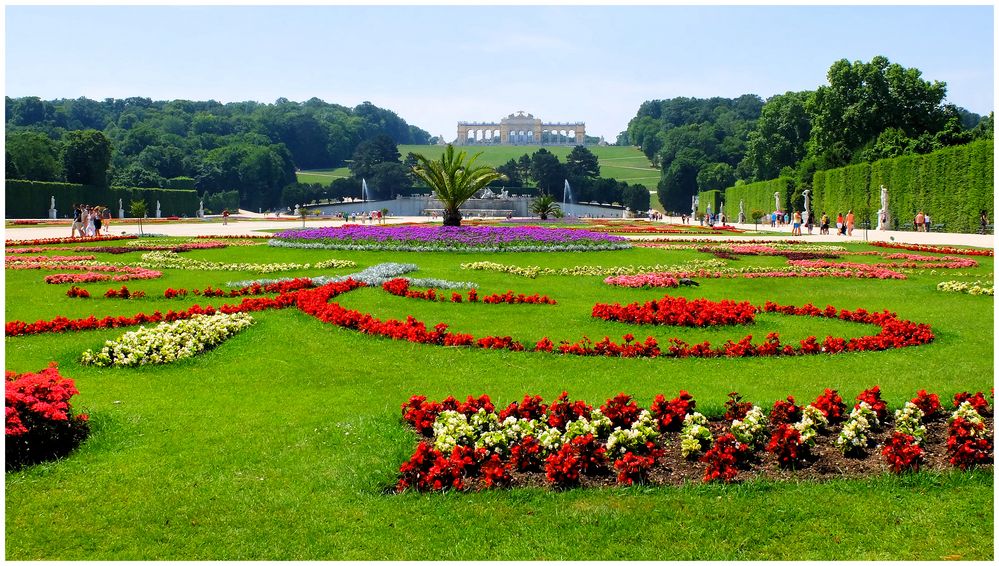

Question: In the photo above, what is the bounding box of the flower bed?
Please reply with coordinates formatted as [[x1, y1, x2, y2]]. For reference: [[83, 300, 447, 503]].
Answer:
[[5, 235, 138, 246], [80, 312, 255, 367], [76, 242, 229, 254], [394, 388, 993, 491], [271, 225, 631, 252], [592, 295, 756, 327], [603, 273, 682, 288], [461, 259, 727, 279], [5, 255, 97, 263], [136, 251, 356, 273], [381, 278, 556, 305], [868, 241, 994, 256], [936, 280, 994, 296], [5, 363, 90, 470]]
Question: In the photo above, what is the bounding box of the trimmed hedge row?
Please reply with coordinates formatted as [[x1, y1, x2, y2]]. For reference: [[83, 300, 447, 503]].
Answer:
[[696, 190, 721, 216], [721, 178, 792, 219], [712, 140, 993, 233], [5, 180, 199, 219]]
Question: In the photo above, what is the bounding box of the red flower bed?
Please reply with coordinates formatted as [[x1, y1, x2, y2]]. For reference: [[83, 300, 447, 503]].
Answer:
[[946, 417, 993, 470], [701, 433, 749, 483], [6, 255, 97, 263], [767, 424, 807, 468], [650, 390, 695, 432], [869, 241, 993, 257], [382, 278, 556, 305], [104, 286, 146, 299], [911, 389, 942, 419], [66, 286, 90, 298], [5, 363, 90, 470], [600, 393, 642, 429], [811, 389, 846, 422], [770, 396, 801, 425], [953, 391, 991, 415], [592, 295, 756, 327], [5, 235, 138, 246], [855, 385, 888, 422]]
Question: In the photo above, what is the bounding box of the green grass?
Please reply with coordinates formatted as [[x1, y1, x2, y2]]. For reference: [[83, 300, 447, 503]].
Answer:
[[5, 239, 994, 560], [296, 145, 659, 190]]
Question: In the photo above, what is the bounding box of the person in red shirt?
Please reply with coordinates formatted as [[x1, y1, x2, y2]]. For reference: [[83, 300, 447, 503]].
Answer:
[[846, 210, 855, 236]]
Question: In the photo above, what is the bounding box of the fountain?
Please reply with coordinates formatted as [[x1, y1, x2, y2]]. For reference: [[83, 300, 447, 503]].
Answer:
[[563, 179, 574, 206], [361, 178, 370, 202]]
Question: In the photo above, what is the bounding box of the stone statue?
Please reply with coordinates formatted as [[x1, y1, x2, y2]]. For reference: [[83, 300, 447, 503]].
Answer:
[[119, 198, 123, 210], [877, 185, 890, 230], [49, 196, 57, 219], [738, 200, 746, 223], [774, 191, 781, 212], [691, 195, 698, 216], [155, 200, 161, 219], [802, 189, 811, 226], [293, 204, 300, 217], [50, 196, 56, 210]]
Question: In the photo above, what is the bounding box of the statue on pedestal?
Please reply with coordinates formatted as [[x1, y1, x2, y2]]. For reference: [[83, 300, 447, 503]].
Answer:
[[155, 200, 162, 219], [738, 200, 746, 223], [802, 189, 811, 226], [774, 191, 781, 213], [876, 185, 890, 230]]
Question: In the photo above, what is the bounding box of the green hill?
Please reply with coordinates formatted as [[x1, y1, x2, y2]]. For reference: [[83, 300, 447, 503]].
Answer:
[[297, 145, 660, 190]]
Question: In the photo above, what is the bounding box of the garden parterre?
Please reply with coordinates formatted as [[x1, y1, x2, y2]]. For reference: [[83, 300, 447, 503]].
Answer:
[[4, 230, 994, 560]]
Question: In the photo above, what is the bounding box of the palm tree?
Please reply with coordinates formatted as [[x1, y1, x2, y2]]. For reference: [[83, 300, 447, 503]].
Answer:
[[410, 144, 506, 227], [530, 193, 561, 221]]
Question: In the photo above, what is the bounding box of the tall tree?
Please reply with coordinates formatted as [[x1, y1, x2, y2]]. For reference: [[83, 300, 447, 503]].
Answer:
[[6, 131, 62, 181], [565, 145, 600, 178], [61, 130, 112, 186], [349, 134, 401, 179], [741, 91, 812, 181], [409, 145, 505, 227], [529, 148, 565, 195]]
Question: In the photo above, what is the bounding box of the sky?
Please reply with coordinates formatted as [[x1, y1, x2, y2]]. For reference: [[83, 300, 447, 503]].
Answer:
[[4, 4, 995, 141]]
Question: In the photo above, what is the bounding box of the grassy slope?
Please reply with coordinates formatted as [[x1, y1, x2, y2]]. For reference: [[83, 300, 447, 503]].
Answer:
[[296, 145, 660, 191], [4, 240, 994, 560]]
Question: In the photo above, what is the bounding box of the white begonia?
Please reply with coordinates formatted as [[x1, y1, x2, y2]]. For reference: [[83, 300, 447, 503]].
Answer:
[[605, 410, 661, 457], [949, 401, 985, 426], [587, 409, 614, 438], [137, 250, 355, 273], [562, 416, 596, 443], [730, 406, 768, 449], [799, 405, 829, 431], [80, 313, 254, 367], [536, 426, 565, 454], [893, 402, 927, 443], [835, 402, 878, 454], [432, 410, 476, 454], [679, 412, 712, 459], [469, 408, 499, 433]]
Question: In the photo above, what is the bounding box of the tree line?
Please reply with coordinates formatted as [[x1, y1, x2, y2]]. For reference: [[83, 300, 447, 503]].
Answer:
[[5, 96, 431, 211], [282, 141, 650, 213], [622, 55, 992, 213]]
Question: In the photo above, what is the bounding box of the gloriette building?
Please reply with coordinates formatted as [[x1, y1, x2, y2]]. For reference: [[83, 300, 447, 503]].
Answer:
[[457, 111, 585, 145]]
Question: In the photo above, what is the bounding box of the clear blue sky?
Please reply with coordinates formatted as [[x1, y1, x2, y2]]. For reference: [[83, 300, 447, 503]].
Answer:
[[5, 4, 994, 141]]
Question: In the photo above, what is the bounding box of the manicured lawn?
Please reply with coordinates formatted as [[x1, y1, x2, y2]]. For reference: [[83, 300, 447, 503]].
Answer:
[[4, 237, 993, 560], [296, 145, 659, 190]]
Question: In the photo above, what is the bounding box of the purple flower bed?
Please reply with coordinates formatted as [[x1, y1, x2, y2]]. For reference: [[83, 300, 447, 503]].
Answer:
[[270, 225, 631, 252]]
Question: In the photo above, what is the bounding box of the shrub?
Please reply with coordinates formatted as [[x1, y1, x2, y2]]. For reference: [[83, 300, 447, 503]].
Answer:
[[882, 432, 924, 474], [650, 390, 695, 432], [910, 389, 942, 419], [855, 385, 888, 422], [766, 424, 807, 468], [769, 396, 801, 425], [5, 363, 90, 470], [811, 389, 846, 422], [66, 286, 90, 298], [724, 391, 753, 420], [702, 433, 747, 483], [600, 393, 642, 429]]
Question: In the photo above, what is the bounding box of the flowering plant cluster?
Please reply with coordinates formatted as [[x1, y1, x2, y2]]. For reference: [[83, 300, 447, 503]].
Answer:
[[592, 295, 756, 327], [730, 405, 768, 449], [164, 278, 316, 299], [5, 235, 137, 246], [80, 312, 255, 367], [6, 246, 80, 254], [66, 286, 90, 298], [892, 402, 927, 443], [701, 433, 749, 483], [460, 259, 727, 279], [137, 250, 355, 273], [936, 280, 994, 296], [42, 266, 162, 284], [855, 386, 888, 422], [868, 241, 993, 256], [679, 412, 712, 458], [104, 286, 146, 299], [953, 391, 991, 415], [910, 389, 942, 419], [835, 403, 881, 455], [946, 401, 993, 469], [5, 363, 90, 470], [74, 242, 229, 254], [6, 255, 97, 263], [272, 225, 631, 253], [881, 433, 924, 473], [602, 273, 681, 288], [381, 278, 556, 305]]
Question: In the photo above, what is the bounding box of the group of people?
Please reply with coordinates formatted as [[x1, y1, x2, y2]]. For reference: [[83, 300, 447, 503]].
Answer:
[[814, 210, 855, 236], [913, 211, 933, 232], [339, 210, 385, 224], [700, 212, 726, 227], [71, 204, 111, 238]]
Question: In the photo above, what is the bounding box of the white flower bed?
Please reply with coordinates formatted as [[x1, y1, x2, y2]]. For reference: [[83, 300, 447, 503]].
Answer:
[[460, 259, 728, 279], [225, 262, 475, 290], [936, 280, 994, 296], [794, 405, 828, 446], [605, 410, 660, 458], [137, 251, 355, 273], [80, 313, 254, 367]]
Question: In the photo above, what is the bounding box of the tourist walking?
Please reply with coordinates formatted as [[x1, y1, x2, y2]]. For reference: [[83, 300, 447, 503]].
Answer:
[[806, 211, 814, 235], [846, 210, 855, 236], [980, 210, 990, 234], [820, 212, 829, 235], [71, 204, 83, 238], [222, 209, 229, 225], [102, 206, 112, 234], [924, 213, 932, 232], [836, 212, 844, 234], [915, 211, 925, 232], [792, 210, 802, 236], [93, 206, 103, 236]]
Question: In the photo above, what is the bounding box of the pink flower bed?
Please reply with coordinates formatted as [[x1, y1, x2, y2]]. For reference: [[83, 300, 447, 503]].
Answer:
[[603, 273, 681, 288]]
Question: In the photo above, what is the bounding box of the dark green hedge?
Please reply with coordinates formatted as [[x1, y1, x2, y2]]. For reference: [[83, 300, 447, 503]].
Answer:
[[696, 190, 721, 216], [814, 140, 993, 232], [721, 178, 792, 218], [5, 180, 199, 218]]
